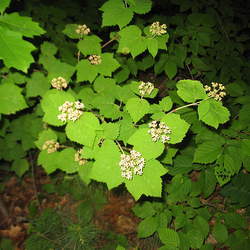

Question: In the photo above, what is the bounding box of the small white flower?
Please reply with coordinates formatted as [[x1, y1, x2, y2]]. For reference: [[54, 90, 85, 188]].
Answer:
[[139, 81, 154, 96]]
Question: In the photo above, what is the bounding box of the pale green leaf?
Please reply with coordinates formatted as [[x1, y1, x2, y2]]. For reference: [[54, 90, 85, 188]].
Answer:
[[125, 159, 167, 200], [128, 128, 165, 160], [118, 25, 147, 58], [41, 89, 75, 126], [130, 0, 152, 14], [77, 59, 98, 83], [147, 38, 158, 57], [176, 79, 207, 102], [0, 12, 45, 37], [95, 53, 120, 76], [90, 139, 124, 189], [38, 150, 60, 174], [35, 129, 58, 150], [100, 0, 134, 28], [126, 97, 150, 122], [198, 99, 230, 129], [101, 123, 120, 140], [159, 96, 173, 112], [0, 26, 35, 72], [0, 83, 27, 114], [78, 162, 93, 185], [77, 35, 102, 56], [0, 0, 11, 14], [57, 148, 79, 174], [63, 24, 80, 39], [65, 112, 100, 147], [161, 113, 190, 144]]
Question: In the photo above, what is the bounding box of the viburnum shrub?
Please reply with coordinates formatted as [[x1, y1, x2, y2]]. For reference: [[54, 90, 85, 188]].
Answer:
[[0, 0, 250, 249]]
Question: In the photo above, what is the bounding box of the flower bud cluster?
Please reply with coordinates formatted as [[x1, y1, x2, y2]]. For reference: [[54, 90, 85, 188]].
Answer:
[[42, 140, 60, 153], [204, 82, 226, 101], [51, 77, 68, 90], [88, 55, 102, 65], [75, 24, 90, 35], [148, 121, 171, 143], [57, 101, 84, 122], [119, 150, 145, 180], [138, 81, 154, 96], [74, 149, 87, 166], [149, 22, 167, 36]]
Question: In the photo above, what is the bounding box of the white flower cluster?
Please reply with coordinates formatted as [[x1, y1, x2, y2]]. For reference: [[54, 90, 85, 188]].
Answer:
[[74, 149, 87, 166], [88, 55, 102, 65], [51, 77, 68, 90], [148, 120, 171, 143], [138, 81, 154, 96], [75, 24, 90, 35], [57, 101, 84, 122], [119, 150, 145, 180], [149, 22, 167, 36], [42, 139, 60, 153], [204, 82, 226, 101]]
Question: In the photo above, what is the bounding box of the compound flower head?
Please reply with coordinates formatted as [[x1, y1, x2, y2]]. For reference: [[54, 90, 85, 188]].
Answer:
[[149, 22, 167, 36], [88, 55, 102, 65], [51, 77, 68, 90], [57, 101, 84, 122], [204, 82, 226, 101], [148, 121, 171, 143], [42, 140, 60, 153], [119, 150, 145, 180], [75, 24, 90, 36], [138, 81, 154, 96], [74, 149, 87, 166]]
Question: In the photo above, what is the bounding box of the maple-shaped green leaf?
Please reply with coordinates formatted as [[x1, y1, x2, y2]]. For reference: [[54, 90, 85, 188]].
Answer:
[[77, 35, 102, 56], [101, 122, 120, 140], [39, 55, 75, 82], [177, 79, 207, 103], [130, 0, 152, 14], [0, 83, 27, 114], [128, 128, 165, 160], [93, 76, 117, 93], [11, 158, 29, 177], [194, 140, 223, 164], [35, 129, 58, 150], [38, 150, 60, 174], [77, 59, 98, 83], [0, 0, 11, 14], [198, 99, 230, 129], [118, 25, 147, 58], [147, 38, 158, 57], [100, 0, 134, 28], [63, 24, 81, 39], [0, 13, 45, 37], [161, 113, 190, 144], [90, 139, 124, 189], [65, 112, 101, 147], [126, 97, 150, 122], [125, 159, 167, 200], [41, 89, 75, 126], [57, 148, 79, 174], [95, 53, 120, 76], [26, 72, 50, 98], [0, 26, 36, 72], [78, 161, 93, 185]]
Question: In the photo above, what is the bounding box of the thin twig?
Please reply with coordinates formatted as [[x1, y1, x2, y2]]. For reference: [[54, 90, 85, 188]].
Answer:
[[101, 36, 118, 48], [186, 64, 194, 79]]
